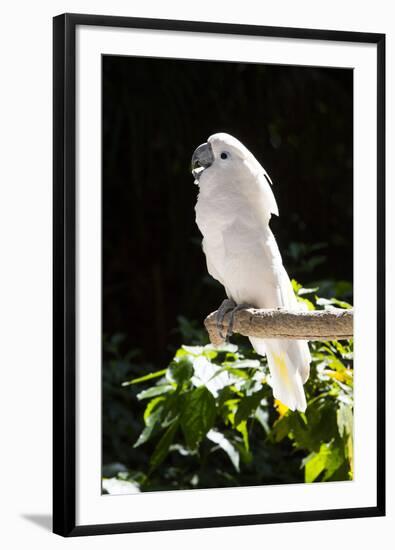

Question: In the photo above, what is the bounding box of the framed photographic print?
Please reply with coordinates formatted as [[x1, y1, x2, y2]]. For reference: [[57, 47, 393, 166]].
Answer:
[[53, 13, 385, 537]]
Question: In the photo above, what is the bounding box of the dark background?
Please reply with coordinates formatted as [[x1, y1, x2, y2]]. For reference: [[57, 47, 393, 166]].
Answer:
[[102, 55, 353, 369]]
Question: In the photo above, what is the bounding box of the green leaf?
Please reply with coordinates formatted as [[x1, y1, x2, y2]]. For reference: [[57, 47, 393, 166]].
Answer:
[[254, 406, 270, 433], [136, 384, 173, 400], [271, 415, 290, 443], [291, 279, 302, 293], [337, 402, 353, 438], [204, 349, 219, 360], [174, 347, 189, 359], [143, 396, 166, 424], [102, 477, 140, 495], [122, 369, 167, 386], [218, 385, 242, 404], [206, 342, 238, 353], [236, 420, 249, 451], [304, 397, 339, 451], [296, 296, 315, 311], [316, 297, 352, 310], [133, 422, 158, 448], [167, 358, 193, 386], [322, 445, 344, 481], [149, 421, 179, 471], [230, 359, 261, 369], [332, 298, 352, 309], [180, 387, 216, 449], [234, 439, 253, 465], [298, 286, 319, 296], [234, 391, 265, 427], [181, 345, 205, 355], [303, 442, 344, 482], [192, 357, 233, 395], [207, 429, 240, 471], [303, 446, 328, 482], [224, 367, 250, 380], [134, 399, 165, 448]]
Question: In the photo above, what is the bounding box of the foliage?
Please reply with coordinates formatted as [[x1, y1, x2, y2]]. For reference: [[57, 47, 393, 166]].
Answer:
[[102, 334, 155, 470], [103, 282, 353, 493]]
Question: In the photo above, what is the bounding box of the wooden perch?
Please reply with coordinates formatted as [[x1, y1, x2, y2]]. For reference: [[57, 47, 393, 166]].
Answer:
[[204, 307, 353, 346]]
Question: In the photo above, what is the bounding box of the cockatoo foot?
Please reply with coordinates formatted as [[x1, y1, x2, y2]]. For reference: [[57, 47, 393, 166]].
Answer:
[[216, 299, 250, 342], [216, 298, 236, 341]]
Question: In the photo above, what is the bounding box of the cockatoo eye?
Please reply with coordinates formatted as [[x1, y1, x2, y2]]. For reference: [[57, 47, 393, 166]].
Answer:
[[220, 152, 228, 160]]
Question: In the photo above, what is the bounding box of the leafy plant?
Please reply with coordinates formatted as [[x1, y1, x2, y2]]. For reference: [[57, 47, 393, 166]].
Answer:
[[117, 282, 353, 489]]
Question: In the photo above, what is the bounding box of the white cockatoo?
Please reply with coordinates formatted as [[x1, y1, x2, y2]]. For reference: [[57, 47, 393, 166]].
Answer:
[[191, 132, 311, 412]]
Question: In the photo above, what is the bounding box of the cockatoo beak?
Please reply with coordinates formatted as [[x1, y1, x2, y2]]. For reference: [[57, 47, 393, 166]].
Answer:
[[191, 142, 214, 181]]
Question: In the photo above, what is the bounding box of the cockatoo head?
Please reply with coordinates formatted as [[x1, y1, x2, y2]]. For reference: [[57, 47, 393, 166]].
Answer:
[[191, 133, 256, 183], [191, 132, 279, 217]]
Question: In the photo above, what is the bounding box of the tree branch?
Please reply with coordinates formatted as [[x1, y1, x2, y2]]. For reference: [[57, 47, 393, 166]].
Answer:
[[204, 307, 353, 346]]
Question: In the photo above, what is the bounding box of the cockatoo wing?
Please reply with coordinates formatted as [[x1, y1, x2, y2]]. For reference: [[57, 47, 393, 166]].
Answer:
[[202, 239, 225, 287], [255, 169, 279, 218]]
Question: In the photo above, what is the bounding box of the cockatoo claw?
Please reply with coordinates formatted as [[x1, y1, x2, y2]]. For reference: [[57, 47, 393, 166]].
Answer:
[[216, 299, 250, 342], [216, 298, 236, 341]]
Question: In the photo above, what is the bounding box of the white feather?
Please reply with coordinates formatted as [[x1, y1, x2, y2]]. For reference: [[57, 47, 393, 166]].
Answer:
[[194, 133, 311, 412]]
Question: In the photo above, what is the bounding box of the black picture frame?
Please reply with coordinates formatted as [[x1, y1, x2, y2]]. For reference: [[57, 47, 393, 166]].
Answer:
[[53, 12, 386, 537]]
